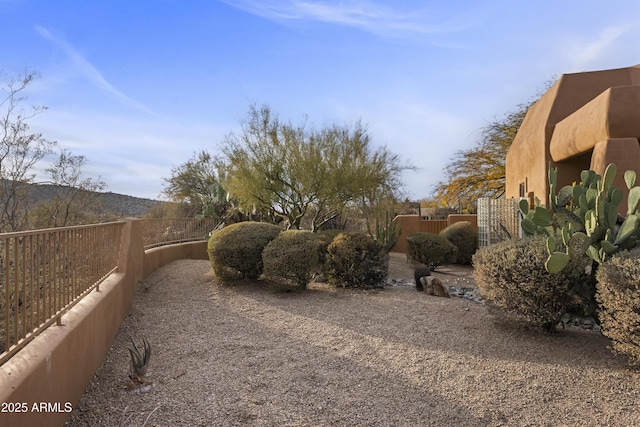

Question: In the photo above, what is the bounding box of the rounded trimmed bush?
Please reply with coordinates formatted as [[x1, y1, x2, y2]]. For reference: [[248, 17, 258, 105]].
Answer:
[[406, 232, 457, 270], [472, 236, 593, 333], [439, 221, 478, 264], [262, 230, 321, 289], [326, 232, 389, 289], [596, 247, 640, 366], [207, 221, 281, 283], [316, 229, 344, 270]]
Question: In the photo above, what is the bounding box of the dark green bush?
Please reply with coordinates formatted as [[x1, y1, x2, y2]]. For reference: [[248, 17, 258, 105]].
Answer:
[[207, 221, 281, 283], [326, 232, 389, 289], [596, 248, 640, 366], [439, 221, 478, 264], [262, 230, 321, 289], [472, 236, 593, 333], [313, 228, 344, 278], [406, 232, 457, 270], [316, 229, 343, 262]]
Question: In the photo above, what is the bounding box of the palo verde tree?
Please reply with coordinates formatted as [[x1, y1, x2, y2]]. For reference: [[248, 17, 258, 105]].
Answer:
[[0, 69, 56, 232], [162, 149, 263, 223], [220, 104, 411, 232], [162, 150, 224, 217]]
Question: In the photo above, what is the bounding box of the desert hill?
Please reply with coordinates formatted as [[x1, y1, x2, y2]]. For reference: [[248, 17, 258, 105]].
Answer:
[[26, 183, 165, 218]]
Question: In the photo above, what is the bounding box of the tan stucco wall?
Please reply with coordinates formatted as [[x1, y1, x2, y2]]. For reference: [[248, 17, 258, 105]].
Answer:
[[390, 214, 478, 254], [506, 64, 640, 210], [143, 240, 209, 277], [550, 86, 640, 162], [590, 138, 640, 212], [447, 214, 479, 230], [505, 65, 640, 210], [505, 83, 560, 203], [0, 220, 210, 427]]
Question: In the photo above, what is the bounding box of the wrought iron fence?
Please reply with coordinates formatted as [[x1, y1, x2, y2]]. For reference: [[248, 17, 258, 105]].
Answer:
[[0, 222, 125, 365], [140, 218, 220, 249]]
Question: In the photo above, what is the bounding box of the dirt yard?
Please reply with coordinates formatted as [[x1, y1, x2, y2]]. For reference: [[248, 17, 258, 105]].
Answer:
[[66, 253, 640, 426]]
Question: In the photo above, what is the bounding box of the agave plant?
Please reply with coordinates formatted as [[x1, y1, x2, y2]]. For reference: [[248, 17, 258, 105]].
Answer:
[[127, 334, 151, 379], [119, 405, 160, 427]]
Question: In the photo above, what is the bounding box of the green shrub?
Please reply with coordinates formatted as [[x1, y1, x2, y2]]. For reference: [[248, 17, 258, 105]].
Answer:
[[596, 248, 640, 366], [326, 232, 389, 289], [315, 229, 344, 272], [472, 236, 594, 333], [262, 230, 321, 289], [406, 232, 457, 270], [207, 221, 281, 283], [439, 221, 478, 265]]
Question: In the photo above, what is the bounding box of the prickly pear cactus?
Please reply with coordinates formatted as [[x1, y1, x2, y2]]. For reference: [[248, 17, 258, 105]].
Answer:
[[519, 162, 640, 273]]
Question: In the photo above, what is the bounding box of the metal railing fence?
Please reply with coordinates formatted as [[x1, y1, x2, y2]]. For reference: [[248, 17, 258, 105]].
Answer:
[[0, 221, 125, 365], [140, 218, 219, 249]]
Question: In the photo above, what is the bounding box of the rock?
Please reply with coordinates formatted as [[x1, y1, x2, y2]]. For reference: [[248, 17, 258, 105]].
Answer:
[[414, 267, 431, 292], [420, 276, 450, 298]]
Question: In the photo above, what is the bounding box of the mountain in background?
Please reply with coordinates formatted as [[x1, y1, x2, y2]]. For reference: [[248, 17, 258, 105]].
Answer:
[[26, 183, 166, 218]]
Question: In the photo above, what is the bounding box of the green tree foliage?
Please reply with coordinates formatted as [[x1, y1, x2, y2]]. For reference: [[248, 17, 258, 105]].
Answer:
[[433, 101, 532, 212], [220, 104, 411, 232], [0, 70, 56, 232], [162, 150, 226, 217]]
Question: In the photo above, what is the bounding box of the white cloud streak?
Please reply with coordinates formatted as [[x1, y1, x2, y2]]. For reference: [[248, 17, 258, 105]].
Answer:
[[31, 109, 226, 199], [219, 0, 469, 37], [567, 25, 632, 71], [35, 25, 156, 115]]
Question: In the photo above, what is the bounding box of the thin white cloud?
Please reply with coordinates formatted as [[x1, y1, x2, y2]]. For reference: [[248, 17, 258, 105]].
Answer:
[[568, 25, 632, 70], [219, 0, 470, 37], [35, 25, 156, 115], [31, 109, 226, 198]]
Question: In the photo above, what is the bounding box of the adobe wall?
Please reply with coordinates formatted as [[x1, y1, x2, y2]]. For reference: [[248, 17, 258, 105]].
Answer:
[[590, 138, 640, 211], [549, 86, 640, 161], [390, 215, 447, 254], [143, 240, 209, 277], [390, 214, 477, 254], [447, 214, 478, 231], [506, 65, 640, 208], [505, 82, 560, 202], [0, 220, 210, 427]]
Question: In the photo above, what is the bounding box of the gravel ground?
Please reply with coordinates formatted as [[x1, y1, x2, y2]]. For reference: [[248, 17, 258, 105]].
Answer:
[[66, 254, 640, 426]]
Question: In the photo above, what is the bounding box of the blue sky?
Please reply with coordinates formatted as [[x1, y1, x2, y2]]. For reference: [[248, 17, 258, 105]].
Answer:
[[2, 0, 639, 200]]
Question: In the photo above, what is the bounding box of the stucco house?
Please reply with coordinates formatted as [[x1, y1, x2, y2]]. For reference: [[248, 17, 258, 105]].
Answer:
[[505, 64, 640, 214]]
